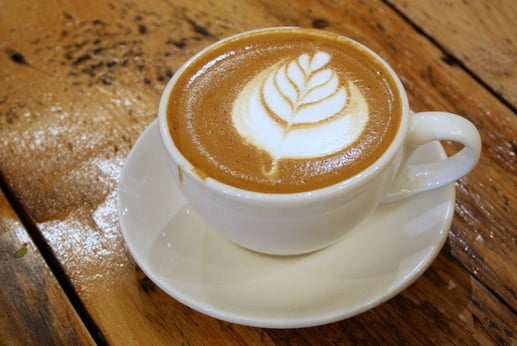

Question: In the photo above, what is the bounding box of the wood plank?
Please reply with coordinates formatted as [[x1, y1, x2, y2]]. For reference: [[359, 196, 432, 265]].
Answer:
[[266, 247, 516, 345], [386, 0, 517, 108], [0, 189, 96, 345], [0, 0, 515, 344]]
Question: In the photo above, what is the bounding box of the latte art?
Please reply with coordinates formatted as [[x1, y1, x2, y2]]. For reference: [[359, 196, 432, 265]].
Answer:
[[167, 29, 402, 193], [232, 51, 369, 173]]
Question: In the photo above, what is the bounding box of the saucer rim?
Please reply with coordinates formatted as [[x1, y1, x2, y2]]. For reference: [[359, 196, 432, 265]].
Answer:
[[118, 119, 455, 328]]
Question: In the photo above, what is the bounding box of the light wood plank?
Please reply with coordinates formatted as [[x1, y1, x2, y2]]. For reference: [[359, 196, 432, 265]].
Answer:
[[387, 0, 517, 108]]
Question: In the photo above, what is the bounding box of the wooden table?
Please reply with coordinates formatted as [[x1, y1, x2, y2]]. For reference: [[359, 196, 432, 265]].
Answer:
[[1, 0, 515, 344]]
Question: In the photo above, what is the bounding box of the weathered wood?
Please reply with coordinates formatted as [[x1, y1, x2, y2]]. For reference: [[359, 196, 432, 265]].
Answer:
[[0, 190, 95, 345], [387, 0, 517, 109], [0, 0, 515, 344]]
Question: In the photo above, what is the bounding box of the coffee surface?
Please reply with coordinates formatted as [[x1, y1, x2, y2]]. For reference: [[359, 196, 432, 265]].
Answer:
[[167, 28, 402, 193]]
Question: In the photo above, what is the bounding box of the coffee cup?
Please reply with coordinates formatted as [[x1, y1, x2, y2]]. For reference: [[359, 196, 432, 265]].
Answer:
[[158, 27, 481, 255]]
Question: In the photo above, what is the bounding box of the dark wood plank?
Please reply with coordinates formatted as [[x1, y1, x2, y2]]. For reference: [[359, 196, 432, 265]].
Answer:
[[0, 0, 515, 344], [387, 0, 517, 108], [0, 190, 95, 345], [265, 247, 516, 345]]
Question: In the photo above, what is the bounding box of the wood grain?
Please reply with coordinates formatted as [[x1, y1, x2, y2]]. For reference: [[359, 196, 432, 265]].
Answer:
[[387, 0, 517, 109], [0, 0, 515, 344], [0, 190, 95, 345]]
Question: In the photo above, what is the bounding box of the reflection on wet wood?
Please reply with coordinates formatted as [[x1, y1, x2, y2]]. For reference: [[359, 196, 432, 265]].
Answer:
[[0, 0, 515, 344]]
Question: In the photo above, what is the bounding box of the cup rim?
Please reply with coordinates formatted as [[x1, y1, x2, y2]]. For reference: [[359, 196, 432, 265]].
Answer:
[[158, 26, 410, 202]]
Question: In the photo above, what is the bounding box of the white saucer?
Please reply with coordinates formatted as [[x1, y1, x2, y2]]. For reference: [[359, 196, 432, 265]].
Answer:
[[118, 120, 455, 328]]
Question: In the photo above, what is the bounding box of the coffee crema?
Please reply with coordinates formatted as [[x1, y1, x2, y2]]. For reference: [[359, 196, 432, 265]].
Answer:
[[167, 28, 402, 193]]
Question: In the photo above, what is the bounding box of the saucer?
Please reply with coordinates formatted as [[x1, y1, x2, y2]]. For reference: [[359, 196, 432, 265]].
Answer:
[[118, 120, 455, 328]]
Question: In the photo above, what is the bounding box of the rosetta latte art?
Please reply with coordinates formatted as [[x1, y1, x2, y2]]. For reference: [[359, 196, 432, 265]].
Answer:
[[231, 51, 369, 175]]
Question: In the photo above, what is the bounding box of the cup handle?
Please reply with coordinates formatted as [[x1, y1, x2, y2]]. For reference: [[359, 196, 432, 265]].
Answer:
[[382, 111, 481, 203]]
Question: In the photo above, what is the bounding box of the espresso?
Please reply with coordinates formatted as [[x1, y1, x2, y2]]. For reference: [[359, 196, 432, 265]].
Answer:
[[167, 28, 402, 193]]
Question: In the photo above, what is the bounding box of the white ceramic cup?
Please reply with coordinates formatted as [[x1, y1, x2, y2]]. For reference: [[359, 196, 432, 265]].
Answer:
[[158, 27, 481, 255]]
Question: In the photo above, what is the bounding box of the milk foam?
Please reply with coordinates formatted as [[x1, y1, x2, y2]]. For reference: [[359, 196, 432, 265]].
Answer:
[[232, 51, 369, 172]]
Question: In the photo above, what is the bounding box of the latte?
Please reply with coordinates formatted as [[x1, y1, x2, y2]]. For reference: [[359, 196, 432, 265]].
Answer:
[[167, 28, 402, 193]]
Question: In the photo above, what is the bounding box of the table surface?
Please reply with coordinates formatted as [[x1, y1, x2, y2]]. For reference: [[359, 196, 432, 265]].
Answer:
[[1, 0, 515, 344]]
